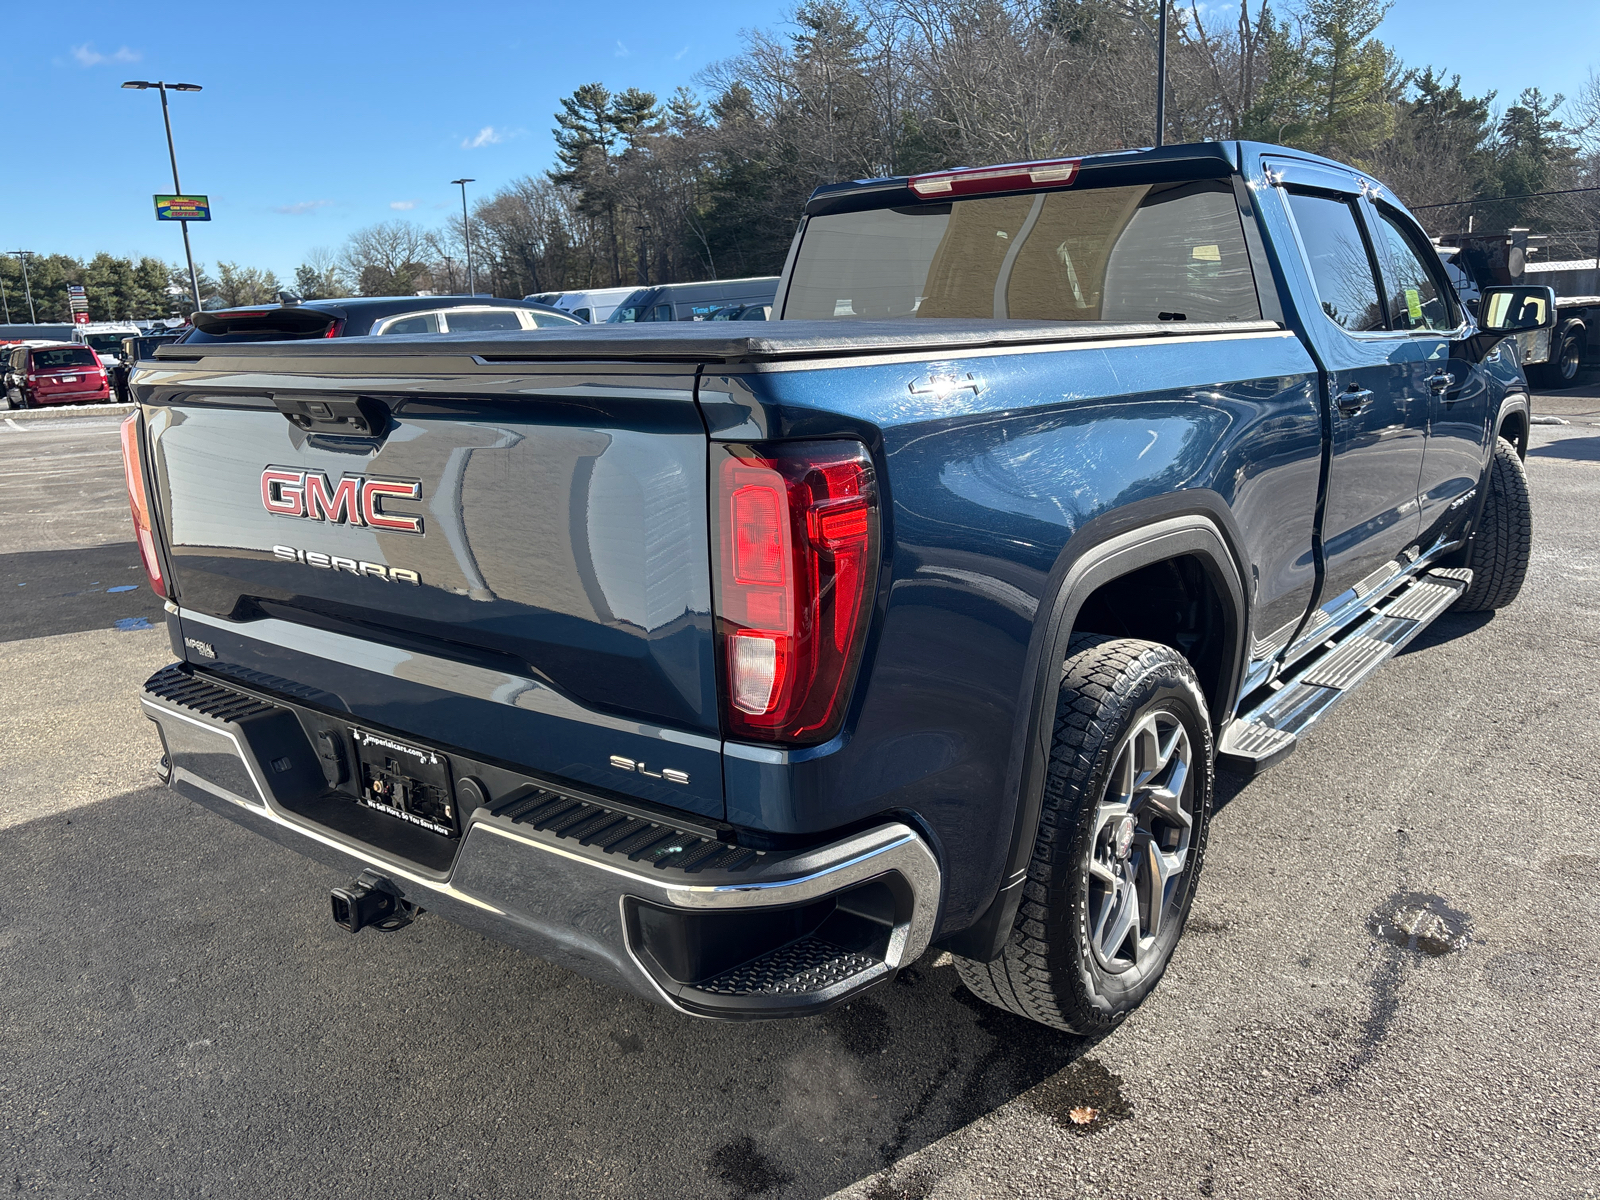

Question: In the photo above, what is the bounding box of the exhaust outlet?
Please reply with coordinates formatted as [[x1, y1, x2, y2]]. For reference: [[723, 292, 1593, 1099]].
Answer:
[[330, 869, 420, 933]]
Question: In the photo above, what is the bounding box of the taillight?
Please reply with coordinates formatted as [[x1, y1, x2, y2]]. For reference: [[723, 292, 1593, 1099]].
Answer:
[[119, 411, 167, 598], [323, 318, 345, 338], [712, 440, 879, 744], [908, 157, 1081, 197]]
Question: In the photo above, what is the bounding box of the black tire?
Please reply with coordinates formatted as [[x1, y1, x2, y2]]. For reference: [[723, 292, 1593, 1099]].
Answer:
[[1530, 327, 1584, 390], [954, 635, 1214, 1034], [1453, 439, 1532, 612]]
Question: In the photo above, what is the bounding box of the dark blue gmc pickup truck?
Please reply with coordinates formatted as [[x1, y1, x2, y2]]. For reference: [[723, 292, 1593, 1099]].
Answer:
[[125, 142, 1545, 1034]]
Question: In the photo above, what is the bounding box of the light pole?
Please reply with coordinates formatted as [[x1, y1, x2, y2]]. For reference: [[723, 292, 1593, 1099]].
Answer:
[[7, 251, 36, 322], [1154, 0, 1168, 148], [451, 178, 475, 295], [122, 80, 204, 314]]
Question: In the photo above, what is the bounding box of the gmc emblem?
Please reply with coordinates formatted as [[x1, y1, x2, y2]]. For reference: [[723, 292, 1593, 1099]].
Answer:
[[261, 468, 424, 535]]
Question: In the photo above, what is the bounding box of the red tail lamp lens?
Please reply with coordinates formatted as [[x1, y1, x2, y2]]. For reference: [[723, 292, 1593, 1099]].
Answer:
[[713, 441, 879, 744], [119, 411, 167, 598]]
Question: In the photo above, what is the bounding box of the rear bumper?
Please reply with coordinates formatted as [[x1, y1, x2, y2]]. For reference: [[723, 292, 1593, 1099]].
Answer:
[[140, 664, 941, 1019], [34, 388, 110, 405]]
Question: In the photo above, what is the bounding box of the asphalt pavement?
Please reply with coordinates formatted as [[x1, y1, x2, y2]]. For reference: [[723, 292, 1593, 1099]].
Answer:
[[1, 389, 1597, 1200]]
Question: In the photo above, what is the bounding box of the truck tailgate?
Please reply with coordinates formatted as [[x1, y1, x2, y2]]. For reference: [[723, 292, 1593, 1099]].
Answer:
[[140, 357, 723, 818]]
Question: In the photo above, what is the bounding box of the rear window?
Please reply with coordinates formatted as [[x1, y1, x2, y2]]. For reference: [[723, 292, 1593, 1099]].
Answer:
[[784, 181, 1260, 323], [82, 333, 126, 354], [185, 309, 341, 342], [32, 347, 97, 369]]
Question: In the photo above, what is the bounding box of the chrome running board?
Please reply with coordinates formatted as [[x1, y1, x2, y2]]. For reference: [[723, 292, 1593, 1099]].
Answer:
[[1218, 567, 1472, 774]]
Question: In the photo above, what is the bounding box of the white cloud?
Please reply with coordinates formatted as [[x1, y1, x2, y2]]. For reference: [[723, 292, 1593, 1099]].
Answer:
[[72, 43, 141, 66], [273, 200, 334, 215], [674, 45, 690, 61], [390, 200, 416, 211], [462, 126, 503, 149], [615, 41, 629, 57]]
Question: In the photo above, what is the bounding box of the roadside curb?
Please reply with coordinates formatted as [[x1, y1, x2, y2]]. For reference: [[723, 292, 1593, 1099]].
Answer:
[[3, 403, 134, 423]]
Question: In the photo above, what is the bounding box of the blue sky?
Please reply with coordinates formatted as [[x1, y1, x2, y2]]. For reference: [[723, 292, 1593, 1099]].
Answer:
[[1, 0, 1595, 282]]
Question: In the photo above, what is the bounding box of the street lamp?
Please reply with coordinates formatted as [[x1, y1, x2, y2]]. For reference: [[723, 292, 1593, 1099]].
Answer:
[[6, 251, 37, 322], [451, 179, 475, 295], [122, 80, 204, 314]]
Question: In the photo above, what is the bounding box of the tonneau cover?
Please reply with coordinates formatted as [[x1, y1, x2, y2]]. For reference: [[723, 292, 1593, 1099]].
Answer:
[[154, 317, 1282, 366]]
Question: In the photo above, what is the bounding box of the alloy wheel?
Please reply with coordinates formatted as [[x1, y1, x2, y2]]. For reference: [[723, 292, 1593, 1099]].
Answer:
[[1085, 708, 1195, 972]]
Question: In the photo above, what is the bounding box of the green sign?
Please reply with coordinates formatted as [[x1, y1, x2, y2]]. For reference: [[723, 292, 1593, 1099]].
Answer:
[[154, 194, 210, 222]]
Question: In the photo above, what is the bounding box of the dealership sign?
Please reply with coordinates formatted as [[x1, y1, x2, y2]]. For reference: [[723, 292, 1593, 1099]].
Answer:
[[154, 194, 211, 221]]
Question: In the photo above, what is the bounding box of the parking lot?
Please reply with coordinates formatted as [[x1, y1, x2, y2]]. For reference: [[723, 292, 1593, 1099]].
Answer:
[[1, 392, 1597, 1200]]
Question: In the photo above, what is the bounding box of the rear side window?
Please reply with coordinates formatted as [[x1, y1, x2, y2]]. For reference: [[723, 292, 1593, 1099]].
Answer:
[[444, 309, 523, 332], [32, 347, 97, 368], [1283, 191, 1385, 333], [1372, 208, 1457, 332], [784, 181, 1261, 323], [379, 312, 441, 335]]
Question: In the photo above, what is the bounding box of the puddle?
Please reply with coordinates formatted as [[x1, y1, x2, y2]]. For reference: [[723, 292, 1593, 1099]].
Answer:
[[113, 617, 154, 632], [825, 998, 892, 1058], [1025, 1056, 1133, 1136], [708, 1136, 793, 1198], [1367, 892, 1472, 956]]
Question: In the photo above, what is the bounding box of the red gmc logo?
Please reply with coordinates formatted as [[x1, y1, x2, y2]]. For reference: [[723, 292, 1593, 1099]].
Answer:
[[260, 468, 424, 535]]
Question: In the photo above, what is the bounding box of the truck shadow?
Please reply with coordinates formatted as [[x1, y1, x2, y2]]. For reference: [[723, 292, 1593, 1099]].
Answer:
[[0, 542, 162, 642], [3, 788, 1118, 1200], [1527, 435, 1600, 463]]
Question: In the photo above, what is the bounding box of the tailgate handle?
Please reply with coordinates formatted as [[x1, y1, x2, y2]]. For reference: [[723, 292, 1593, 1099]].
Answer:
[[271, 393, 390, 436]]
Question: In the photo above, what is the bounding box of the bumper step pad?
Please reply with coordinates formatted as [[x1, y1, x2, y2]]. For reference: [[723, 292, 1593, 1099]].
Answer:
[[699, 937, 880, 997], [1219, 566, 1471, 774], [493, 789, 761, 874]]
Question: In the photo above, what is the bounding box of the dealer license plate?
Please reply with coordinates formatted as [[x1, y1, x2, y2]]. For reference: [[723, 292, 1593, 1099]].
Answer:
[[349, 727, 459, 837]]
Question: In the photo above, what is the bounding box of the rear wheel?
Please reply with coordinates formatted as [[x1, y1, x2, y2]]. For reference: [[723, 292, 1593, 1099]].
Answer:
[[1531, 327, 1584, 389], [1453, 439, 1532, 612], [954, 635, 1213, 1034]]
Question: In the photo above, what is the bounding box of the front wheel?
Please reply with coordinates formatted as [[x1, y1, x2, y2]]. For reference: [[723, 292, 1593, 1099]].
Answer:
[[954, 635, 1214, 1034], [1453, 439, 1532, 612]]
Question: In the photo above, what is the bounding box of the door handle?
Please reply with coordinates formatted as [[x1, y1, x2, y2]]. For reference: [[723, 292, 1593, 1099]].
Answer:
[[1425, 370, 1454, 395], [1337, 387, 1373, 417]]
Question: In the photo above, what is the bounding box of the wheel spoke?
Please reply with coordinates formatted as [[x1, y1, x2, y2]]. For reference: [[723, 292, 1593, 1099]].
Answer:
[[1098, 878, 1139, 962], [1139, 838, 1188, 941], [1140, 780, 1191, 829], [1131, 717, 1161, 787]]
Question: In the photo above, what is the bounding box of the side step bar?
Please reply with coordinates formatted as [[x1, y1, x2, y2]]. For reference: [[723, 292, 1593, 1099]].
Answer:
[[1218, 567, 1471, 774]]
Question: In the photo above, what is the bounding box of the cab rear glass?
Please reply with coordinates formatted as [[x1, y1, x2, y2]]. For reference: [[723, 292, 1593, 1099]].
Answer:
[[784, 180, 1261, 323]]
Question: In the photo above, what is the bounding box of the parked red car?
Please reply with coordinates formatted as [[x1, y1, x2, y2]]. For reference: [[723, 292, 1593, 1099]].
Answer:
[[3, 343, 112, 408]]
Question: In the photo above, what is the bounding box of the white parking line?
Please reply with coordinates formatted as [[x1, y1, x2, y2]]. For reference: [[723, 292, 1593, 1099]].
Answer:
[[4, 419, 21, 432]]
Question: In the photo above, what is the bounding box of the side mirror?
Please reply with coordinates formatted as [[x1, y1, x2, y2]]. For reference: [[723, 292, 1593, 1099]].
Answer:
[[1480, 285, 1556, 333]]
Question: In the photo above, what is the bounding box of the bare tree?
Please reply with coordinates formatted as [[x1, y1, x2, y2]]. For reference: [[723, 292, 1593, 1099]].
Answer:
[[340, 221, 434, 296]]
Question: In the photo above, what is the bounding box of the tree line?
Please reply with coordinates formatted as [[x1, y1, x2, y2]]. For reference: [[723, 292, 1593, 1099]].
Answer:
[[9, 0, 1599, 321], [349, 0, 1600, 296]]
